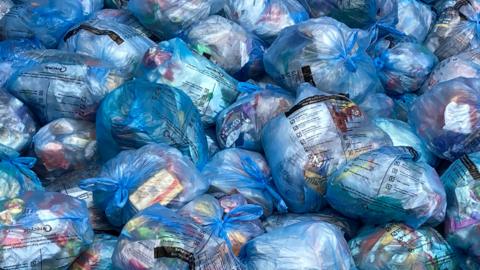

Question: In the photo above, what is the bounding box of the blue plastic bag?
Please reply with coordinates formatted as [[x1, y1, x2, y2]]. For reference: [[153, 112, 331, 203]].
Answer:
[[0, 38, 44, 87], [128, 0, 223, 40], [409, 78, 480, 160], [262, 84, 391, 213], [202, 148, 288, 216], [425, 0, 480, 60], [112, 204, 243, 270], [0, 0, 103, 48], [0, 0, 12, 21], [33, 118, 97, 175], [264, 17, 382, 102], [216, 83, 294, 151], [80, 144, 209, 228], [327, 146, 446, 228], [105, 0, 128, 9], [392, 92, 417, 122], [184, 15, 266, 80], [5, 50, 125, 125], [0, 191, 94, 269], [224, 0, 309, 44], [263, 209, 360, 239], [240, 221, 356, 269], [358, 92, 395, 119], [71, 234, 117, 270], [92, 8, 152, 39], [0, 89, 36, 152], [178, 194, 264, 256], [422, 49, 480, 93], [373, 118, 437, 166], [95, 80, 208, 166], [395, 0, 434, 42], [136, 38, 239, 125], [371, 38, 437, 95], [349, 223, 459, 270], [0, 145, 43, 204], [59, 18, 155, 77], [441, 153, 480, 263]]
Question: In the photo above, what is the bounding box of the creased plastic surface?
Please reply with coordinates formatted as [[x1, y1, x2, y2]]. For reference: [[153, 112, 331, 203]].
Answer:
[[95, 80, 208, 167], [327, 146, 446, 228], [396, 0, 434, 42], [80, 144, 208, 228], [71, 233, 117, 270]]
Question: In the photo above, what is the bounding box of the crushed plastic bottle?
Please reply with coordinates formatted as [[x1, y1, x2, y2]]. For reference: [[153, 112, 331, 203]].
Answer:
[[422, 49, 480, 93], [0, 145, 43, 203], [95, 80, 208, 166], [262, 84, 391, 213], [349, 223, 459, 270], [0, 89, 36, 152], [5, 50, 125, 125], [33, 118, 97, 175], [326, 146, 446, 228], [396, 0, 434, 42], [409, 78, 480, 160], [0, 0, 103, 48], [59, 18, 155, 77], [127, 0, 224, 40], [239, 221, 356, 270], [202, 148, 288, 216], [441, 153, 480, 263], [184, 15, 266, 80], [264, 17, 382, 102], [0, 191, 94, 270], [112, 204, 243, 270], [371, 38, 438, 95], [80, 144, 209, 228], [216, 83, 294, 151], [224, 0, 309, 43], [373, 118, 437, 165], [136, 38, 239, 125], [71, 234, 117, 270], [425, 0, 480, 60], [178, 194, 264, 256]]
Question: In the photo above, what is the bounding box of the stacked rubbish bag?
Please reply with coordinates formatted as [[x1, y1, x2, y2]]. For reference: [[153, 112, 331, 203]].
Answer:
[[2, 0, 480, 269]]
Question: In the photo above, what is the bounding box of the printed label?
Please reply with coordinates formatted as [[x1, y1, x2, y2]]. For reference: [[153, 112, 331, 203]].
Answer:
[[460, 155, 480, 180], [129, 170, 184, 211], [279, 66, 317, 87]]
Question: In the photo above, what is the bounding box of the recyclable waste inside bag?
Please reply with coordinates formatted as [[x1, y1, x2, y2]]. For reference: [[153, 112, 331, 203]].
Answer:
[[0, 38, 43, 87], [5, 50, 125, 125], [326, 146, 446, 228], [80, 144, 209, 228], [262, 84, 391, 213], [71, 233, 117, 270], [0, 191, 94, 270]]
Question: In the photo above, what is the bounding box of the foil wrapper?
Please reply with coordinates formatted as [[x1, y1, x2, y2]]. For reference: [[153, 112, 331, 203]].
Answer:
[[185, 15, 266, 80], [178, 194, 264, 256], [0, 0, 103, 48], [128, 0, 224, 40], [442, 153, 480, 263], [203, 148, 287, 216], [33, 118, 97, 175], [95, 80, 208, 167], [224, 0, 309, 43], [326, 146, 446, 228], [0, 191, 94, 270], [0, 89, 36, 152], [59, 18, 155, 77], [136, 38, 239, 125], [409, 78, 480, 160], [5, 49, 125, 125], [349, 223, 458, 270], [71, 234, 117, 270], [112, 205, 243, 269], [264, 17, 382, 102], [261, 84, 391, 213], [80, 144, 209, 228], [240, 221, 355, 269], [216, 83, 294, 151]]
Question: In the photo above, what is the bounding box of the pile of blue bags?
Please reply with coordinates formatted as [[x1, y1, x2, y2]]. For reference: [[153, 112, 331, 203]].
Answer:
[[1, 0, 480, 269]]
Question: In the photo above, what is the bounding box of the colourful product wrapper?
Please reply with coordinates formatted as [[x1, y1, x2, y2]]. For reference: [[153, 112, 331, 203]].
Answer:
[[262, 84, 391, 213], [95, 80, 208, 167], [80, 143, 209, 228], [71, 233, 117, 270], [326, 146, 446, 228]]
